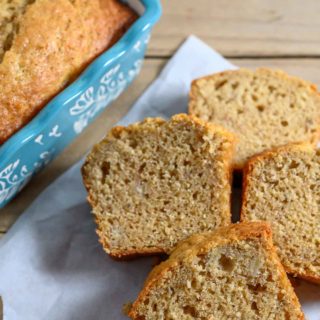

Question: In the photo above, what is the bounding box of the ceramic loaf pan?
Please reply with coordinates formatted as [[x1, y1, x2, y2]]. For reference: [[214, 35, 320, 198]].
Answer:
[[0, 0, 161, 208]]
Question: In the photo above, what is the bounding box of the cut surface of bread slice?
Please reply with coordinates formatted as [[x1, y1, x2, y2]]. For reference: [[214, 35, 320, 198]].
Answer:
[[82, 114, 235, 258], [189, 68, 320, 169], [242, 143, 320, 284], [129, 222, 304, 320]]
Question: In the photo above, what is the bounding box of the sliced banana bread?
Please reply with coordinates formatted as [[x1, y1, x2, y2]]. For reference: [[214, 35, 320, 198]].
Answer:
[[189, 68, 320, 169], [242, 143, 320, 284], [82, 114, 235, 258], [129, 222, 304, 319]]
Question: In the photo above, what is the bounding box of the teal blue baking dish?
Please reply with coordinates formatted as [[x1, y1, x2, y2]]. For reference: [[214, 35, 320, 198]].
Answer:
[[0, 0, 162, 208]]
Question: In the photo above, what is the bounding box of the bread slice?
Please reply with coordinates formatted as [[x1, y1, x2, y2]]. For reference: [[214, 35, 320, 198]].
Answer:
[[129, 222, 304, 319], [241, 143, 320, 284], [82, 114, 235, 258], [189, 68, 320, 169]]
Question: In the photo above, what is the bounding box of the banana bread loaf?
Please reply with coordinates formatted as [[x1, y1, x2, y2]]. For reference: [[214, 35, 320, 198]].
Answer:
[[0, 0, 136, 144], [82, 114, 235, 258], [189, 68, 320, 169], [129, 222, 304, 319]]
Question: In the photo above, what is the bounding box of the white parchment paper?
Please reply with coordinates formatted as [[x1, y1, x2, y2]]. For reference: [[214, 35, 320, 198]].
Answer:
[[0, 36, 319, 320]]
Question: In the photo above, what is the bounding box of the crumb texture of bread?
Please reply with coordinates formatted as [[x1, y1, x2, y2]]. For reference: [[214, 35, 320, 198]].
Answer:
[[0, 0, 136, 144], [129, 222, 304, 320], [82, 114, 235, 257], [242, 143, 320, 283], [189, 68, 320, 169]]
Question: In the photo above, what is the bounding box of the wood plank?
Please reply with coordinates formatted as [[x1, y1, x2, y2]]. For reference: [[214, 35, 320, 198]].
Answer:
[[1, 57, 320, 231], [233, 58, 320, 85], [147, 0, 320, 57]]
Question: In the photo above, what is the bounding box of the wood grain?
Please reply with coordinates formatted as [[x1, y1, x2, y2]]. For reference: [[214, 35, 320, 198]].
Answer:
[[1, 58, 320, 231], [234, 58, 320, 84], [147, 0, 320, 57]]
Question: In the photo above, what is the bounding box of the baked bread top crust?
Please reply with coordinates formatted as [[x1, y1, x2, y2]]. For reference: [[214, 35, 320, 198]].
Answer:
[[0, 0, 136, 144]]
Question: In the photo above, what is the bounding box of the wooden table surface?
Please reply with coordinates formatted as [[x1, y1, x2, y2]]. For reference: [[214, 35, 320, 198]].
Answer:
[[1, 0, 320, 237]]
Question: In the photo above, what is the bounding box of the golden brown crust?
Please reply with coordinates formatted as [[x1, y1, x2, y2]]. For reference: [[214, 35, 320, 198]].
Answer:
[[241, 142, 320, 285], [0, 0, 137, 144], [291, 273, 320, 285], [107, 114, 236, 144], [82, 114, 236, 259], [189, 68, 320, 170], [129, 222, 304, 319]]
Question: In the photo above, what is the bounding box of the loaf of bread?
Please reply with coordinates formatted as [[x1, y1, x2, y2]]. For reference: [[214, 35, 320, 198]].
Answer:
[[82, 114, 235, 258], [242, 143, 320, 284], [189, 68, 320, 169], [129, 222, 304, 319], [0, 0, 136, 144]]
